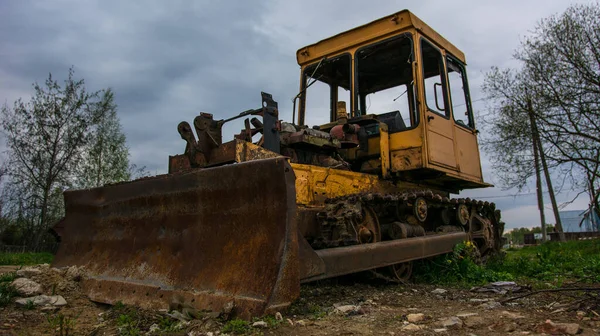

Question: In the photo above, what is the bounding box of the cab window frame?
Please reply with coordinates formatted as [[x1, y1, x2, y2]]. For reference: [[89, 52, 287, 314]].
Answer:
[[446, 55, 475, 130], [353, 32, 419, 132], [299, 52, 353, 126], [420, 37, 450, 120]]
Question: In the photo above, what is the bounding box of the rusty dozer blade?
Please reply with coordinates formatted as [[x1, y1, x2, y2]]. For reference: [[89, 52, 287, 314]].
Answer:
[[52, 157, 299, 319]]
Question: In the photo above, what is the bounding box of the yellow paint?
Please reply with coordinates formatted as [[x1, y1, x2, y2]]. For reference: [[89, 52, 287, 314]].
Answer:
[[292, 10, 489, 193], [290, 163, 397, 206], [296, 10, 465, 66], [379, 123, 390, 179]]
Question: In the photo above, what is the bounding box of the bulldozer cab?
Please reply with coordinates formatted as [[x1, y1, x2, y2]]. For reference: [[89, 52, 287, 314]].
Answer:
[[296, 10, 490, 193]]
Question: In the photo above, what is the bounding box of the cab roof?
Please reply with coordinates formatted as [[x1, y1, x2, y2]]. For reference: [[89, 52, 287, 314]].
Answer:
[[296, 10, 466, 66]]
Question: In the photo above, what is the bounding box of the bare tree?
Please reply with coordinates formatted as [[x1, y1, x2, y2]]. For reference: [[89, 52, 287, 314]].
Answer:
[[517, 2, 600, 211], [482, 69, 565, 240]]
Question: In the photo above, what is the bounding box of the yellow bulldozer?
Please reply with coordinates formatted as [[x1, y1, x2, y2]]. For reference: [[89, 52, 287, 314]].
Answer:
[[52, 10, 503, 319]]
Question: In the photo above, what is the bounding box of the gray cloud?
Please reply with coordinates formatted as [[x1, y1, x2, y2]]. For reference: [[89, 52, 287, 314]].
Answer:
[[0, 0, 594, 229]]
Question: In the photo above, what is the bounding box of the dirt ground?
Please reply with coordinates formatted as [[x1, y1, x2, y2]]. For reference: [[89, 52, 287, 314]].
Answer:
[[1, 265, 598, 336]]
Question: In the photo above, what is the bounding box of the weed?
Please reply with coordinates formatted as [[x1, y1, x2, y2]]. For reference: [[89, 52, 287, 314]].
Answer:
[[116, 310, 141, 336], [308, 304, 327, 319], [253, 315, 281, 328], [158, 316, 179, 332], [23, 299, 35, 310], [222, 319, 250, 335], [414, 240, 600, 288], [113, 301, 125, 310], [46, 313, 78, 336], [0, 281, 18, 307], [413, 242, 513, 286], [0, 271, 17, 283]]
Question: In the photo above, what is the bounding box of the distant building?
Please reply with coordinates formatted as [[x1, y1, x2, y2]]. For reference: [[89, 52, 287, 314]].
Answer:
[[558, 209, 600, 232]]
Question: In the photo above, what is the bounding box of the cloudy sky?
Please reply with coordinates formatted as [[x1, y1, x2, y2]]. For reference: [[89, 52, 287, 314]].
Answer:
[[0, 0, 594, 230]]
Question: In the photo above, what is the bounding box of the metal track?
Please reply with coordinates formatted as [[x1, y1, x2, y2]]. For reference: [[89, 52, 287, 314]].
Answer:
[[313, 189, 504, 260]]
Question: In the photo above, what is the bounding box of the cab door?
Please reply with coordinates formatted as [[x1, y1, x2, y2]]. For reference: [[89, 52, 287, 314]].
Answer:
[[420, 39, 457, 169]]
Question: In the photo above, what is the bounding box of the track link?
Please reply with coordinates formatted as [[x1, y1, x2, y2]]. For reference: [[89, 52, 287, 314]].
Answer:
[[313, 189, 504, 261]]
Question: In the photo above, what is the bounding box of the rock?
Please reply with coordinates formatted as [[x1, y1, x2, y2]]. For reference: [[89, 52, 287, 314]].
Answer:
[[11, 278, 42, 296], [503, 322, 518, 333], [472, 281, 524, 295], [480, 301, 501, 309], [65, 266, 85, 282], [456, 313, 478, 318], [16, 267, 42, 278], [220, 301, 234, 319], [148, 324, 160, 333], [275, 312, 283, 321], [463, 316, 485, 328], [252, 321, 268, 328], [500, 310, 525, 319], [557, 323, 581, 335], [332, 305, 362, 315], [401, 323, 421, 331], [15, 295, 67, 307], [41, 306, 60, 313], [166, 311, 190, 322], [468, 298, 490, 302], [537, 320, 581, 335], [407, 313, 425, 323], [431, 288, 448, 295], [433, 328, 447, 333], [296, 320, 306, 327], [437, 316, 463, 329]]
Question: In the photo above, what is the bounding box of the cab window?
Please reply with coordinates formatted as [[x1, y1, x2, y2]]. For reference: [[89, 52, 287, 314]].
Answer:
[[447, 57, 474, 128], [355, 34, 417, 132], [301, 54, 351, 126], [421, 39, 448, 117]]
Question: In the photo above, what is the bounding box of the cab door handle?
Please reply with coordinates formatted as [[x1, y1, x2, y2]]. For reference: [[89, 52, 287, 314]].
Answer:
[[427, 115, 435, 122]]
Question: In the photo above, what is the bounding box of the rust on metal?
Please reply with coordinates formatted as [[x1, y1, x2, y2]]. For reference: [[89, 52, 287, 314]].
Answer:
[[52, 157, 299, 319], [301, 232, 466, 282]]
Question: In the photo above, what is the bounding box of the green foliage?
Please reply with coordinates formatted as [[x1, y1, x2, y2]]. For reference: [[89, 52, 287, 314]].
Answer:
[[0, 271, 18, 307], [23, 298, 35, 310], [0, 281, 18, 307], [0, 252, 54, 265], [117, 311, 141, 336], [415, 240, 600, 288], [413, 242, 513, 286], [46, 313, 78, 336], [253, 315, 281, 328], [308, 304, 327, 320], [490, 240, 600, 285], [157, 316, 179, 332], [222, 319, 250, 335], [0, 271, 17, 283], [76, 88, 132, 188]]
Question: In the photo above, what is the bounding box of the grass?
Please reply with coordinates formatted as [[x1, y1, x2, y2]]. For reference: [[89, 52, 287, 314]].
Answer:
[[0, 271, 18, 307], [46, 312, 79, 336], [490, 239, 600, 286], [222, 319, 250, 334], [413, 239, 600, 288], [0, 252, 54, 265]]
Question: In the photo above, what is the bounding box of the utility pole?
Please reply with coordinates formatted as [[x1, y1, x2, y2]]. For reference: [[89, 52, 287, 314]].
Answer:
[[531, 128, 547, 242], [527, 97, 566, 242]]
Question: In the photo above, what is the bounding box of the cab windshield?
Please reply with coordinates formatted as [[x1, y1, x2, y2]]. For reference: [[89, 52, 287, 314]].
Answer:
[[355, 34, 417, 132], [300, 54, 351, 127]]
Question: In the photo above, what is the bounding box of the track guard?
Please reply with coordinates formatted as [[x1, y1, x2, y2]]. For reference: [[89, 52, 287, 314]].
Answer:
[[52, 158, 299, 319]]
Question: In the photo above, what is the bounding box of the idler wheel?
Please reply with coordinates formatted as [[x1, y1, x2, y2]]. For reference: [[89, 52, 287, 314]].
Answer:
[[413, 197, 428, 223]]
